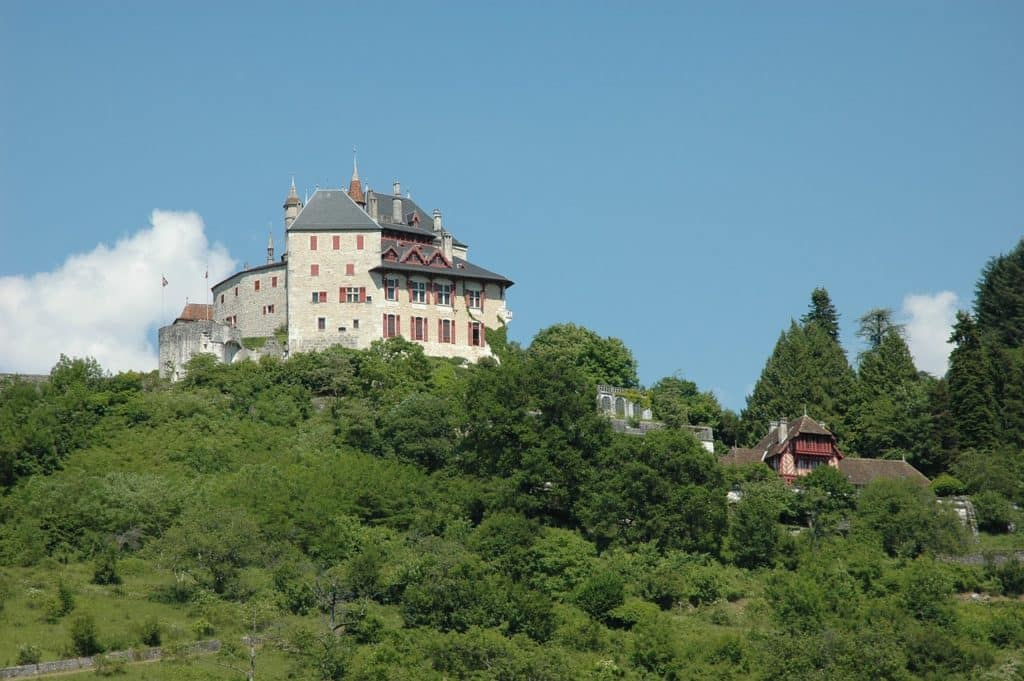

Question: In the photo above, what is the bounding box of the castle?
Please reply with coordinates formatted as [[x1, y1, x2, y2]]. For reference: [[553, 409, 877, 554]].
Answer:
[[159, 158, 513, 379]]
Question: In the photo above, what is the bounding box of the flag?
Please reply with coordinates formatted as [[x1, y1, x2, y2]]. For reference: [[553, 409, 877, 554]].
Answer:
[[161, 276, 168, 287]]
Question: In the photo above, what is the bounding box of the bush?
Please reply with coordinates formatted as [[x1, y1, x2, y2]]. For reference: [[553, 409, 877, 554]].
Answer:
[[69, 613, 104, 656], [93, 654, 127, 676], [17, 643, 42, 665], [575, 571, 625, 622], [92, 550, 121, 586], [931, 474, 966, 497], [137, 616, 161, 646], [973, 491, 1016, 533]]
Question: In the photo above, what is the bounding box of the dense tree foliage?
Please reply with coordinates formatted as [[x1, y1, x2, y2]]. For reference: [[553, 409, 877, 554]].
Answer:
[[801, 287, 841, 343], [527, 323, 639, 388], [0, 316, 1020, 678]]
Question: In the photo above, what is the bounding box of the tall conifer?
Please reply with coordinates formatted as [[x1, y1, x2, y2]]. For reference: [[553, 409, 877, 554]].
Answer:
[[946, 312, 997, 450]]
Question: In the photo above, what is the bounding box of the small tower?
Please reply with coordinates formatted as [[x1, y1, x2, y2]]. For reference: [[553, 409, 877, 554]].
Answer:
[[348, 149, 366, 207], [266, 231, 275, 264], [283, 177, 302, 230]]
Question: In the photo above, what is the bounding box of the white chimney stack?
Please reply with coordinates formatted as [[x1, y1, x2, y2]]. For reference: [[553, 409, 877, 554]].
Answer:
[[392, 180, 402, 224], [432, 208, 443, 233], [778, 417, 788, 443]]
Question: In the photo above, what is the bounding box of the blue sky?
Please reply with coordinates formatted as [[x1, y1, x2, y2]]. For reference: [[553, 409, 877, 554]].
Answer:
[[1, 1, 1022, 410]]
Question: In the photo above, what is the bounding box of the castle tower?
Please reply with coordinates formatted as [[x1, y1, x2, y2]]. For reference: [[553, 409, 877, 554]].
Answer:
[[266, 231, 275, 264], [348, 150, 366, 207], [283, 177, 302, 230]]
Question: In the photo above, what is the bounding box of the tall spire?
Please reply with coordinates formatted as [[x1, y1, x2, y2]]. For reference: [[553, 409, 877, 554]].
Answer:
[[348, 147, 366, 206], [266, 229, 275, 264]]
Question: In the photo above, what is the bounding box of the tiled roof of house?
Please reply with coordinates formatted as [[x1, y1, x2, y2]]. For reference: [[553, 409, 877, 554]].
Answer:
[[175, 303, 213, 322], [720, 448, 764, 467], [837, 458, 930, 487], [751, 414, 839, 459]]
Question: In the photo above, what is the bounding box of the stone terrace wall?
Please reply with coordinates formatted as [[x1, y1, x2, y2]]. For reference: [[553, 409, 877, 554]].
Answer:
[[0, 640, 220, 679]]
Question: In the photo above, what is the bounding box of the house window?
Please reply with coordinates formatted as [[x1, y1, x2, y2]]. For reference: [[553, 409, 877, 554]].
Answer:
[[356, 235, 364, 250], [385, 277, 398, 301], [235, 287, 238, 297], [264, 304, 275, 314], [439, 318, 454, 344], [436, 283, 452, 306], [254, 280, 261, 291], [383, 313, 399, 338], [317, 317, 326, 331], [346, 287, 361, 303], [311, 264, 319, 276], [353, 319, 359, 329], [333, 235, 340, 250], [797, 457, 825, 472], [310, 236, 318, 250], [220, 294, 224, 304], [411, 316, 427, 341], [469, 321, 485, 347], [312, 291, 326, 303], [271, 276, 278, 288], [345, 263, 354, 276], [410, 280, 426, 303], [467, 289, 481, 309]]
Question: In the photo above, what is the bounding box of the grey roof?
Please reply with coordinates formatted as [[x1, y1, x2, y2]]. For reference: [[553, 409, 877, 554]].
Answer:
[[211, 260, 286, 291], [289, 189, 380, 232], [368, 190, 467, 247]]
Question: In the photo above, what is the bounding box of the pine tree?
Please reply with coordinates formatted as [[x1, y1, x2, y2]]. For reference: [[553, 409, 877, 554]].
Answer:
[[801, 287, 840, 343], [856, 308, 905, 351], [741, 321, 855, 444], [975, 237, 1024, 348], [849, 328, 929, 459], [946, 312, 997, 450]]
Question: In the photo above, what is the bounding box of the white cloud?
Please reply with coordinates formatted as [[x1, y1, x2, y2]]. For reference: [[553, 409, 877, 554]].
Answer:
[[900, 291, 959, 376], [0, 211, 235, 375]]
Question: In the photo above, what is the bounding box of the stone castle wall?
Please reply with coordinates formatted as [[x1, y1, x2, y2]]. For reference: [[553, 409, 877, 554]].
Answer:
[[158, 320, 242, 380], [212, 262, 287, 339]]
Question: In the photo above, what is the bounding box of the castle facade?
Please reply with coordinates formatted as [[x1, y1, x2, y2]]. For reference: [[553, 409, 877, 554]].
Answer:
[[160, 159, 513, 379]]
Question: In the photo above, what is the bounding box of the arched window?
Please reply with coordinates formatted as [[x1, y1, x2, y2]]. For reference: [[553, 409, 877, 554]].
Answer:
[[615, 397, 626, 417]]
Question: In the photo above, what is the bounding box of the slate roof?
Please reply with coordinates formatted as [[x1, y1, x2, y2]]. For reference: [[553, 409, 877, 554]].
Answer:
[[368, 190, 467, 247], [175, 303, 213, 322], [211, 260, 286, 291], [838, 458, 930, 487], [288, 189, 379, 232], [372, 253, 514, 285]]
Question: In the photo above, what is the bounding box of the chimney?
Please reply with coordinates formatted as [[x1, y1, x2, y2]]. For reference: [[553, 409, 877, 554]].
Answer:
[[778, 417, 788, 443], [392, 180, 402, 224], [368, 190, 378, 220], [441, 230, 453, 262], [432, 208, 443, 233], [769, 419, 778, 435]]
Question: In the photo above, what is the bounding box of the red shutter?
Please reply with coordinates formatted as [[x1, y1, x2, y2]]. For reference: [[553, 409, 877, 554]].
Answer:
[[359, 287, 366, 303], [346, 263, 354, 276], [468, 322, 473, 345], [437, 319, 442, 342], [452, 321, 456, 344], [339, 287, 344, 303], [408, 280, 413, 302], [356, 235, 364, 250], [310, 235, 317, 250], [481, 323, 486, 346], [397, 315, 401, 337], [333, 235, 340, 250], [480, 288, 486, 312], [424, 318, 429, 342], [382, 314, 387, 337]]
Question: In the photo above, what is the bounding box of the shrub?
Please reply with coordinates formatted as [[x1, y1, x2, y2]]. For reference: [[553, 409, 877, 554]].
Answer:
[[575, 571, 625, 622], [92, 550, 121, 586], [931, 474, 966, 497], [137, 616, 161, 646], [973, 491, 1016, 533], [192, 618, 215, 639], [93, 654, 126, 676], [17, 643, 42, 665], [69, 613, 104, 656]]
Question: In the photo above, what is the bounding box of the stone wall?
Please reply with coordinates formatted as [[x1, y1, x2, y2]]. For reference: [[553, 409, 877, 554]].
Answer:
[[212, 262, 286, 339], [0, 640, 220, 679], [158, 320, 243, 380]]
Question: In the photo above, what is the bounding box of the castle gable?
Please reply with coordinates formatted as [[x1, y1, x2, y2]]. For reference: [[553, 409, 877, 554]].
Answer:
[[288, 189, 379, 232]]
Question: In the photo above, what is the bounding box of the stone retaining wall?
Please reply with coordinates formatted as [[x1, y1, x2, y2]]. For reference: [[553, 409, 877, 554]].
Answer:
[[0, 640, 220, 679]]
